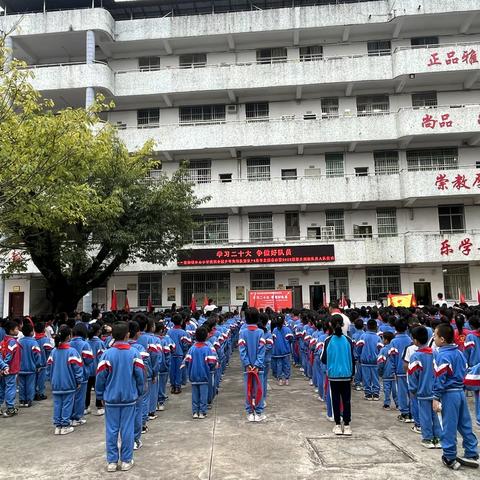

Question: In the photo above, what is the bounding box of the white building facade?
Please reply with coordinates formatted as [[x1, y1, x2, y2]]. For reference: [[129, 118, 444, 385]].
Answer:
[[2, 0, 480, 315]]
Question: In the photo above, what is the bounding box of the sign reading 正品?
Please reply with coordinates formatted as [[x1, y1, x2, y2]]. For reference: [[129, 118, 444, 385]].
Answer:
[[177, 244, 335, 266]]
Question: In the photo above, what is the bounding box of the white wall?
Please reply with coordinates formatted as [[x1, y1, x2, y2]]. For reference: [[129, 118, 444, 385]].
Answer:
[[3, 278, 30, 317]]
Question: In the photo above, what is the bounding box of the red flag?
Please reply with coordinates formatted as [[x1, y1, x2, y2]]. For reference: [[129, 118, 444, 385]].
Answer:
[[477, 289, 480, 305], [459, 287, 466, 304], [411, 294, 417, 307], [111, 288, 117, 311], [323, 291, 328, 308], [339, 292, 348, 308], [124, 295, 130, 313], [203, 294, 209, 307], [147, 295, 153, 313], [190, 293, 197, 312]]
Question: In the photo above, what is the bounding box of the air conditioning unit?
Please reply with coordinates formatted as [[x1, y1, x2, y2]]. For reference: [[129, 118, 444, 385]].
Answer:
[[281, 114, 295, 121], [227, 104, 238, 114], [116, 121, 127, 130], [304, 111, 317, 120], [321, 226, 335, 241]]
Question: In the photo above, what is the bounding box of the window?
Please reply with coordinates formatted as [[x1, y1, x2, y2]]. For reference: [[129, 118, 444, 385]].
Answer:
[[187, 159, 211, 184], [374, 151, 399, 175], [355, 167, 369, 177], [325, 153, 344, 178], [285, 212, 300, 239], [406, 148, 458, 171], [250, 271, 275, 290], [247, 157, 270, 182], [321, 97, 339, 117], [219, 173, 232, 183], [181, 272, 230, 306], [377, 208, 398, 237], [443, 265, 471, 301], [438, 205, 465, 234], [192, 215, 229, 244], [411, 36, 439, 48], [179, 53, 207, 69], [300, 46, 323, 62], [139, 56, 160, 72], [249, 213, 273, 242], [412, 91, 437, 108], [246, 102, 269, 121], [281, 169, 297, 180], [366, 267, 401, 302], [367, 40, 391, 56], [326, 209, 344, 239], [329, 268, 349, 302], [354, 225, 373, 238], [137, 108, 159, 128], [357, 95, 390, 116], [179, 105, 225, 124], [307, 227, 321, 239], [256, 47, 287, 64], [138, 274, 162, 307]]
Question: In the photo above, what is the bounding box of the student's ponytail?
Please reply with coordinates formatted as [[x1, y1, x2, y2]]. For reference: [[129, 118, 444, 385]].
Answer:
[[55, 325, 71, 348], [331, 315, 344, 337]]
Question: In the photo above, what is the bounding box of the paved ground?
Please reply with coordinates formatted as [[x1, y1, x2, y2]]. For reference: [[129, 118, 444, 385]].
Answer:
[[0, 354, 479, 480]]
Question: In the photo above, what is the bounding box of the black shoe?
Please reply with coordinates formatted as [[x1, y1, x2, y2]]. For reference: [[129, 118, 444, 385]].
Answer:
[[34, 394, 41, 401], [3, 407, 18, 417], [37, 394, 47, 401], [170, 386, 176, 394], [457, 456, 479, 468], [25, 401, 32, 408], [442, 456, 461, 470], [141, 425, 149, 434], [364, 395, 373, 401]]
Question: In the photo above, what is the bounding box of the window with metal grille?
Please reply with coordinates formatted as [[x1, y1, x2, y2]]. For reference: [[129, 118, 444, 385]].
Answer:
[[377, 208, 397, 237], [374, 151, 400, 175], [138, 274, 162, 307], [307, 227, 321, 239], [300, 45, 323, 62], [256, 47, 287, 64], [355, 167, 369, 177], [438, 205, 465, 234], [246, 102, 269, 120], [367, 40, 391, 56], [250, 271, 275, 290], [411, 36, 439, 47], [137, 108, 159, 128], [247, 157, 270, 182], [192, 215, 229, 244], [329, 268, 349, 302], [249, 213, 273, 242], [285, 211, 300, 239], [281, 169, 297, 180], [179, 53, 207, 68], [179, 105, 226, 124], [366, 267, 401, 302], [357, 95, 390, 116], [443, 265, 471, 301], [325, 153, 344, 178], [181, 272, 230, 307], [139, 56, 160, 72], [187, 159, 211, 184], [326, 209, 344, 239], [407, 148, 458, 171], [412, 91, 438, 108], [321, 97, 339, 117]]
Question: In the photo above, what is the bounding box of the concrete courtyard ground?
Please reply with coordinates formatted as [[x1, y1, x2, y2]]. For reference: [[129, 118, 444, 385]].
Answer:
[[0, 354, 479, 480]]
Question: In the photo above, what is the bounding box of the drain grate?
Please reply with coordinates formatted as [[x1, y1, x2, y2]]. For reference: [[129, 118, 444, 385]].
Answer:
[[307, 435, 415, 467]]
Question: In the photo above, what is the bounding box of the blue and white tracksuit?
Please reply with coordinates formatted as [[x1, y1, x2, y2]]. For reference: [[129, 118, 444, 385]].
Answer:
[[407, 346, 441, 441], [18, 336, 42, 403], [464, 331, 480, 426], [0, 336, 20, 409], [156, 334, 173, 406], [388, 333, 413, 416], [271, 326, 293, 380], [69, 336, 94, 420], [377, 345, 397, 407], [87, 336, 105, 408], [48, 343, 84, 427], [96, 342, 145, 464], [314, 332, 328, 400], [263, 331, 273, 399], [433, 344, 478, 461], [183, 342, 218, 414], [356, 331, 383, 396], [35, 333, 54, 397], [351, 327, 365, 388], [168, 327, 192, 388]]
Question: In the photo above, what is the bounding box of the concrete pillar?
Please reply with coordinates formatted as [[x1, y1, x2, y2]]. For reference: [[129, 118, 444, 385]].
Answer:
[[85, 86, 95, 109], [85, 30, 96, 108], [83, 291, 93, 313], [4, 36, 13, 71]]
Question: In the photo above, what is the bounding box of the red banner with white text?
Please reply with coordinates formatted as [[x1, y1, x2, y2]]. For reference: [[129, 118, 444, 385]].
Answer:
[[249, 290, 293, 312]]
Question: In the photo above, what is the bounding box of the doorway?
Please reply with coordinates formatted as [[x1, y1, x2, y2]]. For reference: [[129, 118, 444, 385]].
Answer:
[[414, 282, 432, 306], [309, 285, 326, 311], [287, 286, 303, 310], [8, 292, 24, 318]]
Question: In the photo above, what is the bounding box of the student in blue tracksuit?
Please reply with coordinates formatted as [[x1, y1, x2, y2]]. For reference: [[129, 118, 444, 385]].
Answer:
[[70, 323, 94, 425], [377, 332, 397, 409], [168, 314, 192, 394], [34, 321, 54, 401], [464, 316, 480, 427], [0, 320, 21, 417], [314, 322, 328, 402], [432, 323, 479, 470], [86, 323, 105, 416], [259, 314, 273, 404], [155, 322, 172, 412], [356, 319, 383, 401], [388, 318, 413, 422], [351, 318, 365, 391], [48, 326, 84, 435], [182, 326, 218, 418], [96, 321, 145, 473], [407, 326, 442, 449], [238, 308, 266, 422], [18, 322, 42, 407]]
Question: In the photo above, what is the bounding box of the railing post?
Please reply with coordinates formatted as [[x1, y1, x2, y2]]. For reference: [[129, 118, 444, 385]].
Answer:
[[85, 30, 96, 108]]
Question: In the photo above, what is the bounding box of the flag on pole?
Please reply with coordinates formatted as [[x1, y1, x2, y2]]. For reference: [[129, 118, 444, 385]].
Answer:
[[477, 289, 480, 305], [411, 294, 417, 307], [111, 287, 117, 311], [147, 295, 153, 313], [323, 291, 328, 308], [459, 287, 466, 304], [190, 293, 197, 312], [124, 295, 130, 313], [203, 294, 209, 307]]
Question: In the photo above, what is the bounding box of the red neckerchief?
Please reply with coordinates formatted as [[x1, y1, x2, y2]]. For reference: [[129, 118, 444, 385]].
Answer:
[[247, 325, 258, 331], [113, 342, 131, 350], [35, 333, 46, 340], [195, 342, 206, 348], [418, 347, 433, 354], [58, 343, 70, 350]]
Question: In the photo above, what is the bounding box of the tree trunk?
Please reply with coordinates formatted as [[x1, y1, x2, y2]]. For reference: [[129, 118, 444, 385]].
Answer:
[[47, 282, 86, 314]]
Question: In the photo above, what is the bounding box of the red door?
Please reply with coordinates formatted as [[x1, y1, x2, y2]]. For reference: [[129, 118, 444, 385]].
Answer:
[[8, 292, 24, 318]]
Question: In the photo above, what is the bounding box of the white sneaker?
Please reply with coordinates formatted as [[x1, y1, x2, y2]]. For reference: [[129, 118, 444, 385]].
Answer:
[[60, 426, 75, 435], [134, 440, 143, 450], [94, 408, 105, 416], [285, 380, 289, 386], [278, 379, 284, 386], [72, 419, 86, 426], [247, 413, 256, 422], [343, 425, 352, 436], [309, 380, 314, 386], [326, 415, 335, 422], [198, 413, 206, 419], [318, 396, 325, 402], [314, 388, 319, 393], [157, 404, 165, 411], [255, 414, 267, 422], [263, 401, 267, 407], [333, 424, 343, 435], [106, 463, 117, 472], [120, 460, 134, 472], [193, 412, 199, 419], [84, 407, 91, 415], [54, 427, 61, 435]]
